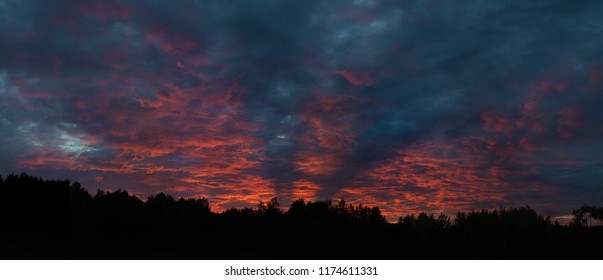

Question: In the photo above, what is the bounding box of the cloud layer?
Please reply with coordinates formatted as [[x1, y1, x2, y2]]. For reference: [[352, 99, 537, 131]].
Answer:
[[1, 0, 603, 218]]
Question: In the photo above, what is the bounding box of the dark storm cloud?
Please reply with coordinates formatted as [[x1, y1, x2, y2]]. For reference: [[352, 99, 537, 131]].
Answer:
[[1, 0, 602, 218]]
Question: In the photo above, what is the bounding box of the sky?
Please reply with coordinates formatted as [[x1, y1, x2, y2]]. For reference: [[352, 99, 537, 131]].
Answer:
[[1, 0, 602, 219]]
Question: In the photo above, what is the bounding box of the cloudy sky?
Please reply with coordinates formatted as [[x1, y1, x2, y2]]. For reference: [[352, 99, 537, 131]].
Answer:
[[1, 0, 602, 219]]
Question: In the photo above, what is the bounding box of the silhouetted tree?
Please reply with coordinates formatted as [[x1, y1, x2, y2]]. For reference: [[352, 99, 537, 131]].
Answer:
[[2, 173, 603, 259], [571, 204, 603, 227]]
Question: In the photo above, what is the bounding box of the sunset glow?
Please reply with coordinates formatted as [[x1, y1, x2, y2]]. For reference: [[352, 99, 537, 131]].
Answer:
[[1, 0, 602, 220]]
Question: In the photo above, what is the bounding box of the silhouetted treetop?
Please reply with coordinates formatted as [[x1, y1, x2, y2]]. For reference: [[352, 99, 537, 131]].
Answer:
[[1, 173, 602, 259]]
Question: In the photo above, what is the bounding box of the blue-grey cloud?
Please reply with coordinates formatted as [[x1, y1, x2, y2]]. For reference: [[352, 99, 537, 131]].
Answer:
[[1, 0, 602, 219]]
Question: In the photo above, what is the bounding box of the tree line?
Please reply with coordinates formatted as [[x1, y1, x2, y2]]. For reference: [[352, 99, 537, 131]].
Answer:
[[1, 173, 602, 259]]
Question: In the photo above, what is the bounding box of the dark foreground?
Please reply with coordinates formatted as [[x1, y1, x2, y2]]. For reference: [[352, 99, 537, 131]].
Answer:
[[1, 173, 602, 259]]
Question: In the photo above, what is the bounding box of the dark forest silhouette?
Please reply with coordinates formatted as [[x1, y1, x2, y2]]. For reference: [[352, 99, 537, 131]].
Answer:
[[1, 173, 602, 259]]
